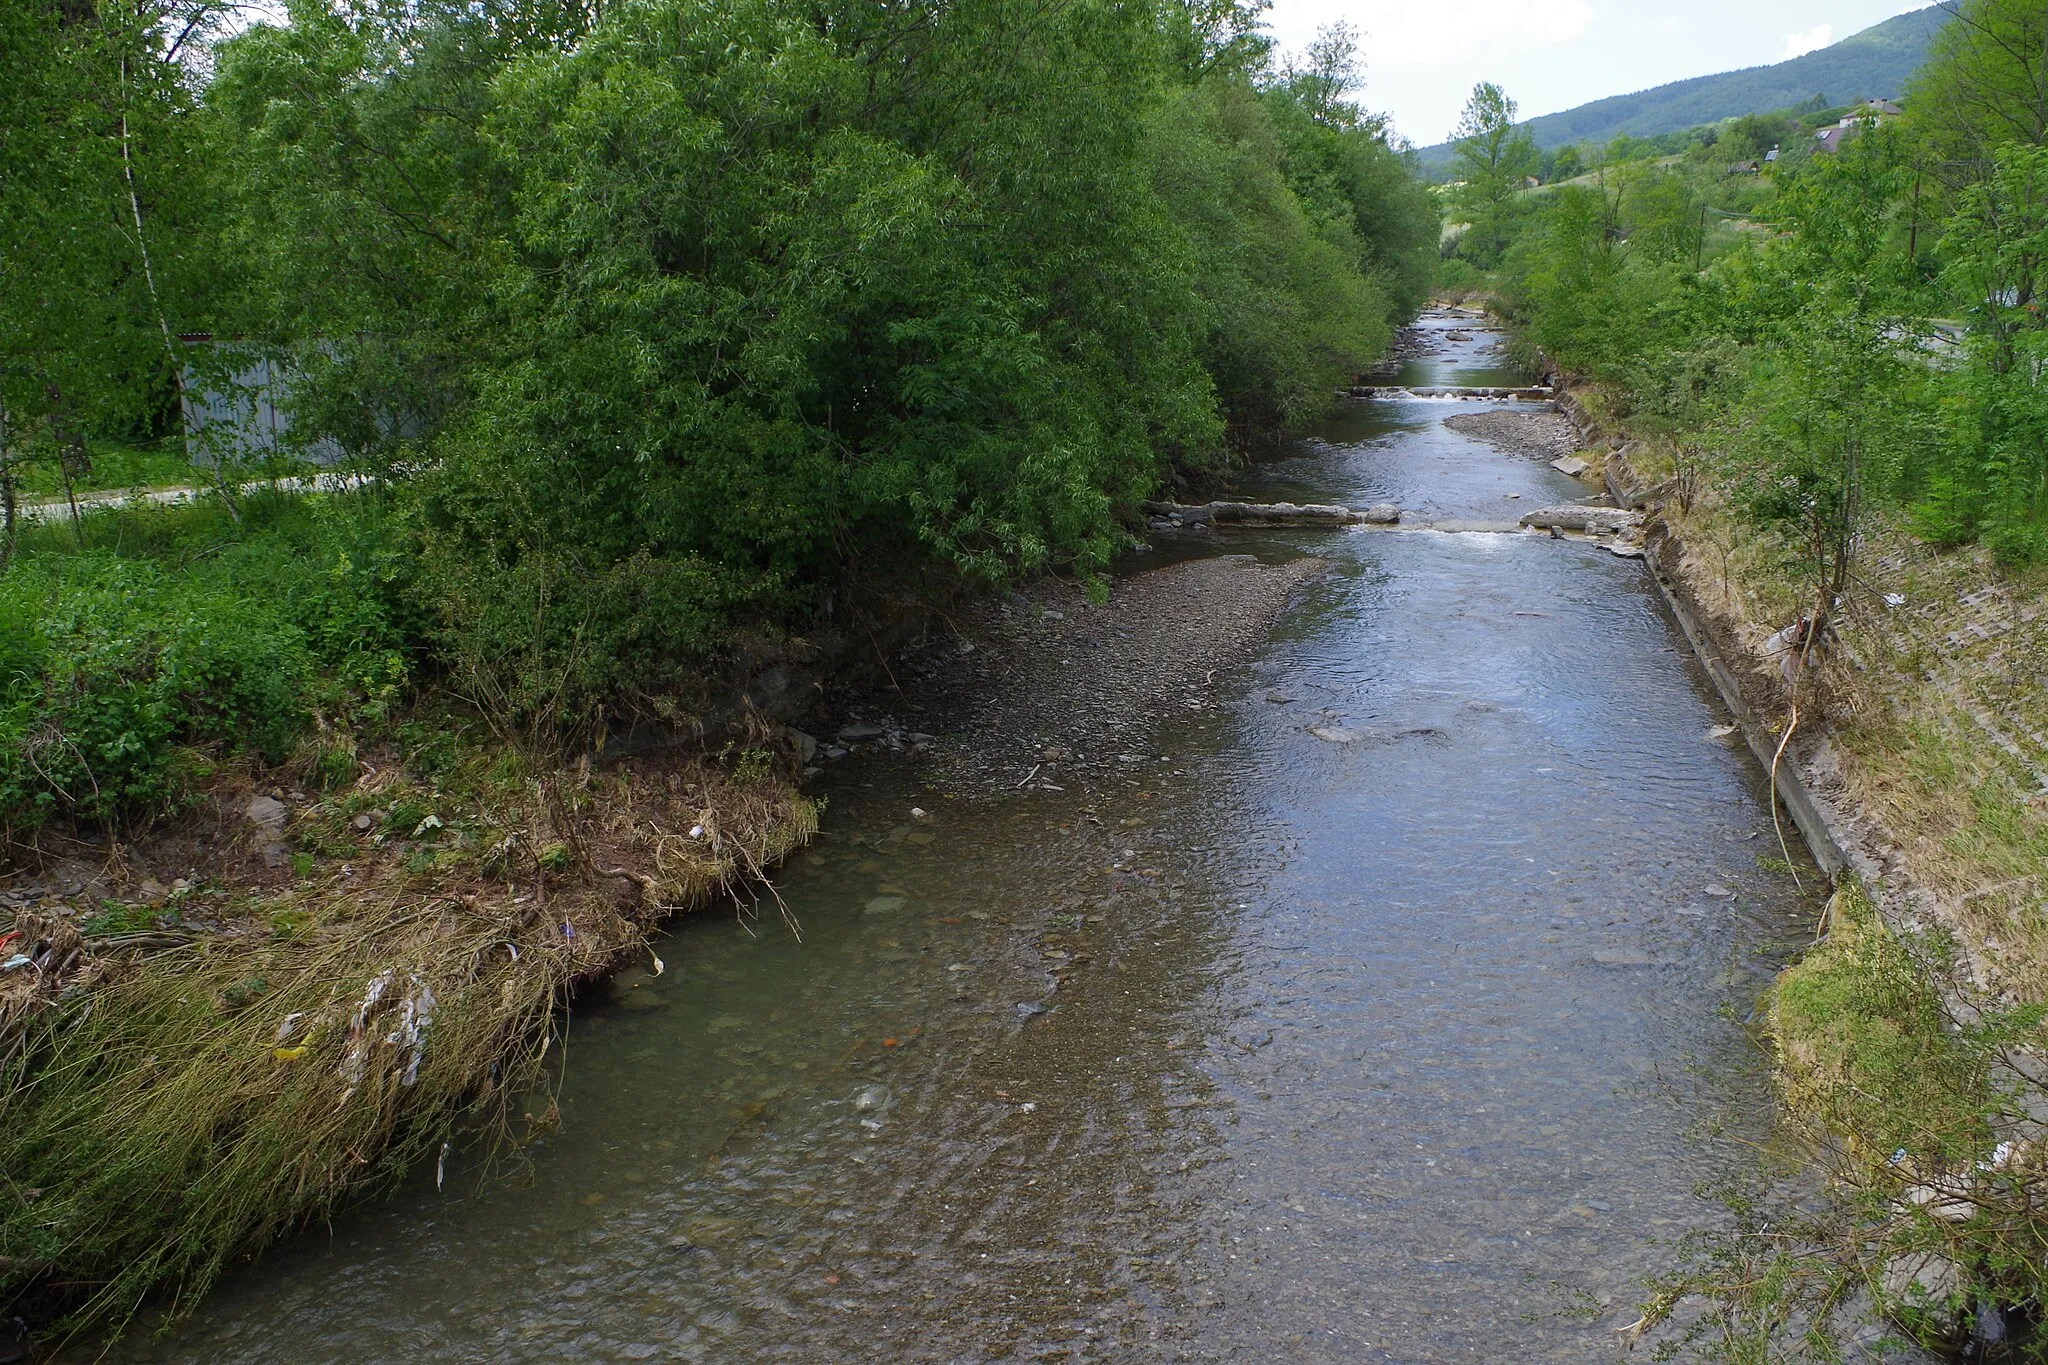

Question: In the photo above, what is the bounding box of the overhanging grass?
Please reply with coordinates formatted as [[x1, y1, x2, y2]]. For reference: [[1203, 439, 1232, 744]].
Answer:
[[0, 754, 817, 1346]]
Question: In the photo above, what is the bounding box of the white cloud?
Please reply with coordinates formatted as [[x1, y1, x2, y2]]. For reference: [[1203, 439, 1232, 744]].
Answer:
[[1660, 16, 1681, 31], [1780, 23, 1834, 59], [1273, 0, 1596, 70]]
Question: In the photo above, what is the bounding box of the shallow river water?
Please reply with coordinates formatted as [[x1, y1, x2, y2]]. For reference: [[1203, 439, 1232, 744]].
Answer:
[[117, 316, 1821, 1363]]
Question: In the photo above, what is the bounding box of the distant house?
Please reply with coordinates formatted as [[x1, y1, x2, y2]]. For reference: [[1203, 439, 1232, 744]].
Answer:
[[1764, 147, 1780, 163], [1728, 159, 1760, 176], [1814, 99, 1902, 155]]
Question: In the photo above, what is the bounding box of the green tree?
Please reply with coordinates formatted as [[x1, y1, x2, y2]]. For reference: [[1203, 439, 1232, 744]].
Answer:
[[1448, 82, 1538, 268], [1452, 82, 1537, 206], [205, 0, 1429, 735], [1261, 24, 1439, 322], [0, 0, 217, 561], [1541, 144, 1583, 183], [1722, 112, 1793, 163], [1911, 0, 2048, 182], [1924, 141, 2048, 558], [1278, 20, 1362, 128]]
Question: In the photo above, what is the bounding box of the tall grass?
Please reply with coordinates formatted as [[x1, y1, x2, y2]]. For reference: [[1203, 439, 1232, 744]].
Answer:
[[0, 756, 817, 1344]]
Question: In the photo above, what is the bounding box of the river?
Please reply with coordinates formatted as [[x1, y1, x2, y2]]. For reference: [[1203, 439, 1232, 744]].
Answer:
[[110, 315, 1819, 1363]]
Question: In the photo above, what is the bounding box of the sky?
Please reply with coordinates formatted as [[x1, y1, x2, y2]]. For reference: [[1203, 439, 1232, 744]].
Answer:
[[1258, 0, 1941, 147]]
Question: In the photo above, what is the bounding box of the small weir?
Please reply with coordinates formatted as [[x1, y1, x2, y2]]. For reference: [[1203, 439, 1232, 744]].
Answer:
[[1345, 385, 1558, 401], [110, 314, 1823, 1363]]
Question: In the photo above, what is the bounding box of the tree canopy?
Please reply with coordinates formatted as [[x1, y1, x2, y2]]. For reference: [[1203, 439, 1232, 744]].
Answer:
[[0, 0, 1439, 737]]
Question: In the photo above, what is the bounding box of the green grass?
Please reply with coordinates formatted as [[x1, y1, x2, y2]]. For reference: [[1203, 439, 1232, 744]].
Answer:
[[17, 439, 198, 501], [1, 490, 420, 841]]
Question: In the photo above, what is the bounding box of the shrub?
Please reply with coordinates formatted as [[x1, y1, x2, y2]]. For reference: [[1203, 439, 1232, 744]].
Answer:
[[0, 494, 420, 838], [0, 556, 313, 835]]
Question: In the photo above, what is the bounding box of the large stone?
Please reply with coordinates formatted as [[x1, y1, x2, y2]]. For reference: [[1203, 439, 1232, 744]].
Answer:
[[1519, 505, 1640, 536], [245, 795, 287, 829], [1878, 1248, 1967, 1335]]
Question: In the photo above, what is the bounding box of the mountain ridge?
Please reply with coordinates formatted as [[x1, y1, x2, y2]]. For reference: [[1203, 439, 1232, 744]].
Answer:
[[1411, 5, 1951, 170]]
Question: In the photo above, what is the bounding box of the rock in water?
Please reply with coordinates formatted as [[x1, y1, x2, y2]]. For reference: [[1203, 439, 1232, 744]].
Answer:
[[1879, 1248, 1966, 1335]]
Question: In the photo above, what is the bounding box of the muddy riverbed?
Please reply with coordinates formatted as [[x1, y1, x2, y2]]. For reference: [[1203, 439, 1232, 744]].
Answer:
[[100, 314, 1824, 1363]]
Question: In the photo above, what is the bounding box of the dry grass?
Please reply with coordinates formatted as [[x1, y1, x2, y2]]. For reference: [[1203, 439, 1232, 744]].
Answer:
[[0, 740, 817, 1346]]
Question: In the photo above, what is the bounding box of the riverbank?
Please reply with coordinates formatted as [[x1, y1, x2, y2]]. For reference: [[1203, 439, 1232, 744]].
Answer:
[[1477, 365, 2048, 1349], [0, 720, 819, 1349], [0, 533, 1321, 1353]]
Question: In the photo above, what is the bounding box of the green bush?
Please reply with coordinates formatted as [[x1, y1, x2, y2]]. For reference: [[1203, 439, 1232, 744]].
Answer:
[[0, 556, 310, 834], [199, 0, 1438, 738], [0, 494, 421, 838], [1771, 884, 1991, 1165]]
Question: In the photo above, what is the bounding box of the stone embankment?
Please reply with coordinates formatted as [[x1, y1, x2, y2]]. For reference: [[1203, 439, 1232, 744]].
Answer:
[[1538, 361, 2032, 1356]]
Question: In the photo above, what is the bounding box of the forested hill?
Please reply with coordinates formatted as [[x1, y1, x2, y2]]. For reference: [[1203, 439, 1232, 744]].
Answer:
[[1415, 5, 1948, 168]]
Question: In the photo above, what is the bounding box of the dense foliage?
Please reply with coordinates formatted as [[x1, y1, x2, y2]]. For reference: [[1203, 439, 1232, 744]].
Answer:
[[0, 0, 1436, 837], [1443, 0, 2048, 611], [0, 495, 416, 839]]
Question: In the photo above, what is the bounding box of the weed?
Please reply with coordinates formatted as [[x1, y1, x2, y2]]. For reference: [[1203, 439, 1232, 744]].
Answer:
[[381, 797, 430, 837], [80, 903, 168, 936], [0, 757, 817, 1345], [1633, 883, 2048, 1357]]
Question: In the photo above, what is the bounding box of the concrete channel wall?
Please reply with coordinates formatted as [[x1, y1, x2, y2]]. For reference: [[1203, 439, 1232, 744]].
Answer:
[[1556, 385, 1869, 888]]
